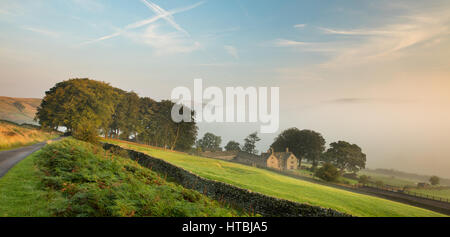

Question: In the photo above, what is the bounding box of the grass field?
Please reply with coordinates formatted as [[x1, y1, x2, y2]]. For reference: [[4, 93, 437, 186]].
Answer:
[[0, 120, 58, 151], [406, 188, 450, 201], [359, 170, 417, 187], [103, 139, 446, 217], [0, 139, 245, 217]]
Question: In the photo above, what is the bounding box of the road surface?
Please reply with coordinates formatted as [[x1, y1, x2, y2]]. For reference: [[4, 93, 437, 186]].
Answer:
[[0, 141, 51, 178]]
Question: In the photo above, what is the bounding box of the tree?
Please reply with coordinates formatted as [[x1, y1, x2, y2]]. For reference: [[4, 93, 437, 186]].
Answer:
[[196, 132, 222, 151], [36, 78, 199, 149], [36, 78, 117, 143], [314, 163, 339, 182], [225, 141, 241, 151], [111, 91, 142, 140], [359, 175, 370, 185], [429, 176, 440, 186], [271, 128, 325, 169], [242, 132, 260, 154], [323, 141, 366, 173]]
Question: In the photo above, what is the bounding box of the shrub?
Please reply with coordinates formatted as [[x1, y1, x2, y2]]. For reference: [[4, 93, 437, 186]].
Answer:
[[314, 163, 340, 182], [72, 121, 98, 144], [359, 175, 370, 184]]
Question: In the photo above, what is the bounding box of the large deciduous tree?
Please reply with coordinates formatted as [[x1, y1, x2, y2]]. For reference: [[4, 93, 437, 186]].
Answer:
[[36, 78, 117, 142], [271, 128, 325, 169], [36, 78, 198, 149], [323, 141, 366, 173]]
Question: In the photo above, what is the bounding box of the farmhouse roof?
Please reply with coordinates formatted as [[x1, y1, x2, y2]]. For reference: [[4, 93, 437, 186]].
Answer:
[[261, 151, 295, 162]]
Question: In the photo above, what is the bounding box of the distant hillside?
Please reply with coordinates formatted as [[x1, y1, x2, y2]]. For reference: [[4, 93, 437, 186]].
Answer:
[[364, 168, 450, 186], [0, 96, 41, 125], [0, 120, 57, 151]]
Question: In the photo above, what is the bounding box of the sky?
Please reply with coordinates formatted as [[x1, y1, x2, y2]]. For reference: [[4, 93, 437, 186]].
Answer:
[[1, 0, 450, 178]]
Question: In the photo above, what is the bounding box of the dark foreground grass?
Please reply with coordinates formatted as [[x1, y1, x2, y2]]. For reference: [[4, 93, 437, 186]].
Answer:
[[0, 138, 246, 217]]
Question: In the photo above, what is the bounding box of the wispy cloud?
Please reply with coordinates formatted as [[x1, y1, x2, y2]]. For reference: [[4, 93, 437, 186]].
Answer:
[[0, 8, 13, 15], [125, 24, 201, 55], [318, 27, 392, 36], [272, 39, 310, 47], [275, 8, 450, 67], [196, 62, 237, 67], [273, 5, 450, 86], [324, 98, 414, 104], [140, 0, 196, 37], [224, 45, 239, 59], [22, 26, 60, 38], [80, 1, 203, 46], [294, 24, 306, 28]]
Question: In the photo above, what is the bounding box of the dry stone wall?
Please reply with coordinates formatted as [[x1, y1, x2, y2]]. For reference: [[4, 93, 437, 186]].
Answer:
[[103, 143, 351, 217]]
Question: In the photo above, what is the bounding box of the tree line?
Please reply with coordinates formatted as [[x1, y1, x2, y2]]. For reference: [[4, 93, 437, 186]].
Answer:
[[36, 78, 366, 175], [36, 78, 197, 150], [198, 127, 367, 177]]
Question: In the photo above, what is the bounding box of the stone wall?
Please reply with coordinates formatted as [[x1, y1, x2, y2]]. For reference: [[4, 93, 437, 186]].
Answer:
[[103, 143, 351, 217]]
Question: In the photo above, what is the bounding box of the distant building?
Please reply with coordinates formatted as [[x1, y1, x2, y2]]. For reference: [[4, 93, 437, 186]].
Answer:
[[417, 182, 429, 188], [261, 148, 299, 171], [200, 147, 300, 171]]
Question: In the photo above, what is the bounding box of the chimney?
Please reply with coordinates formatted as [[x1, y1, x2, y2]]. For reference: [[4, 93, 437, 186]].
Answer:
[[286, 147, 289, 152], [271, 147, 274, 154]]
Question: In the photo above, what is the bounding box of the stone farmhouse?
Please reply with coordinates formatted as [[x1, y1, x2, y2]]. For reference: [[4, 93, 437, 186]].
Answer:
[[200, 148, 299, 171]]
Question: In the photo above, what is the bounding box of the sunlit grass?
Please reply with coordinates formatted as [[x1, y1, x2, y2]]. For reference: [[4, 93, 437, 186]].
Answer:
[[103, 139, 447, 217], [0, 121, 58, 151]]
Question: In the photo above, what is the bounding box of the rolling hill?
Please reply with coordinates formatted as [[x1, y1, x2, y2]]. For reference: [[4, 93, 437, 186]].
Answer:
[[0, 96, 41, 125], [103, 139, 446, 217]]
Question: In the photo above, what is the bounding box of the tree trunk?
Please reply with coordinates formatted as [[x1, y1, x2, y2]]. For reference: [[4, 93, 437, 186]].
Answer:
[[170, 125, 181, 150]]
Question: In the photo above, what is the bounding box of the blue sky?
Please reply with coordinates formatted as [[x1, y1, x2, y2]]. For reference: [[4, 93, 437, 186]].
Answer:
[[1, 0, 450, 177]]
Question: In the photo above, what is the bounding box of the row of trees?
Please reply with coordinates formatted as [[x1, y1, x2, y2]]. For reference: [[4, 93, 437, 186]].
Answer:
[[196, 127, 366, 174], [196, 132, 261, 155], [36, 78, 197, 150], [36, 79, 366, 172]]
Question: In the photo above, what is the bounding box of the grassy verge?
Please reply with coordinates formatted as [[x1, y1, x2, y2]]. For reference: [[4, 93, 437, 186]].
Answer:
[[0, 150, 55, 217], [0, 138, 247, 217], [103, 139, 447, 217]]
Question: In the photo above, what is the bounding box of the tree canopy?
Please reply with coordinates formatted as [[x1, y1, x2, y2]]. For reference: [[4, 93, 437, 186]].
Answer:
[[271, 128, 325, 168], [196, 132, 222, 151], [225, 141, 241, 151], [323, 141, 366, 173], [242, 132, 260, 155], [36, 78, 197, 150], [429, 176, 440, 186]]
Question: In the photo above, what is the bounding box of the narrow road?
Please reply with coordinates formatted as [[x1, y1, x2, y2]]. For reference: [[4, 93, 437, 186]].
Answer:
[[0, 139, 59, 178]]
